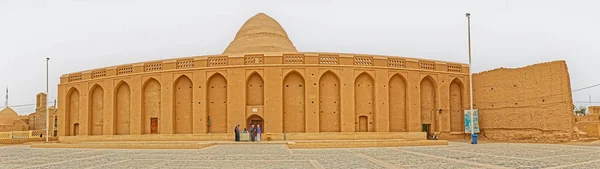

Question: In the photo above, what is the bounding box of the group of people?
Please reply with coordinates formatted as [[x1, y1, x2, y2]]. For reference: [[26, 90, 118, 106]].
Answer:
[[234, 124, 261, 142]]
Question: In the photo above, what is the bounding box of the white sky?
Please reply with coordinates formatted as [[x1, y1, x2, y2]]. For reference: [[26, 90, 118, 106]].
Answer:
[[1, 0, 598, 115]]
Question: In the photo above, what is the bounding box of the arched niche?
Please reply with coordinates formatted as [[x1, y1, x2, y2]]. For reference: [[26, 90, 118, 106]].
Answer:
[[283, 71, 305, 133], [354, 72, 374, 132], [142, 78, 161, 134], [389, 74, 407, 132], [319, 71, 341, 132], [174, 75, 193, 134], [89, 85, 103, 135], [449, 78, 465, 133], [207, 73, 228, 133], [246, 72, 264, 106], [114, 81, 131, 135]]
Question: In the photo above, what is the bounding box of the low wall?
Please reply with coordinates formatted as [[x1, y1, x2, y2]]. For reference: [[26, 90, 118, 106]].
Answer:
[[575, 122, 600, 138], [59, 132, 426, 143], [473, 60, 576, 143]]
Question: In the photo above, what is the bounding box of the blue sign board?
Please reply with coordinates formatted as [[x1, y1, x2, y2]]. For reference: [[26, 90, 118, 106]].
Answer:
[[464, 109, 480, 133]]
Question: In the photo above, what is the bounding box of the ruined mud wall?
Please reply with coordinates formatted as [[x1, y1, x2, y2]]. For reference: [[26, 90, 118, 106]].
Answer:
[[473, 60, 576, 143]]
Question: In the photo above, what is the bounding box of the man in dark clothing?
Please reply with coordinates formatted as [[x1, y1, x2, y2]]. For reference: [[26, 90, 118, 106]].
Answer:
[[250, 125, 255, 142], [234, 125, 240, 141]]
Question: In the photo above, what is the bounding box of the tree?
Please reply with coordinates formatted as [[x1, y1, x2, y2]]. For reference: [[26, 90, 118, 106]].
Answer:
[[575, 106, 587, 116]]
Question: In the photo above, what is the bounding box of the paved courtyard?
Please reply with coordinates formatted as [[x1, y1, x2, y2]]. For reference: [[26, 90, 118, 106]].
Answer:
[[1, 142, 600, 169]]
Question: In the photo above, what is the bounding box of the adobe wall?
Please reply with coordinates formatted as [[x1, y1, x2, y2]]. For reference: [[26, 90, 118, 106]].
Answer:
[[57, 52, 471, 137], [473, 60, 576, 143]]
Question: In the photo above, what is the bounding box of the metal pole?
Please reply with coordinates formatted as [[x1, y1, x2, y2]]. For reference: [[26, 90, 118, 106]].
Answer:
[[466, 13, 474, 136], [46, 57, 49, 143]]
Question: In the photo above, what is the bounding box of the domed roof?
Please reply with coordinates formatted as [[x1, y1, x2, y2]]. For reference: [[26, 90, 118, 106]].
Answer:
[[223, 13, 298, 54], [0, 107, 19, 125]]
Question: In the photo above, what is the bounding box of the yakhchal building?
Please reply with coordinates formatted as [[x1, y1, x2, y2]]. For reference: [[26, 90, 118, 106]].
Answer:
[[56, 13, 473, 139]]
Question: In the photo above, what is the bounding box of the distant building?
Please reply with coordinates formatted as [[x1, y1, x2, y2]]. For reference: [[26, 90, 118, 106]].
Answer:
[[0, 107, 29, 132], [26, 93, 57, 136]]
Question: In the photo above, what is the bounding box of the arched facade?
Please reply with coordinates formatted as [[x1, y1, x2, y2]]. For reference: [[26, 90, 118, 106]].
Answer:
[[57, 13, 470, 138]]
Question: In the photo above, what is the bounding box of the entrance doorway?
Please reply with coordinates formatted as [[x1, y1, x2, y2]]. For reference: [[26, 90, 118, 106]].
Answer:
[[422, 124, 431, 138], [358, 116, 368, 132], [150, 118, 158, 134], [247, 115, 264, 133], [73, 123, 79, 136]]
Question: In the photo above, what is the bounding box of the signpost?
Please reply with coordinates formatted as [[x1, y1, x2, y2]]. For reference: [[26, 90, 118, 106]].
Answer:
[[464, 109, 479, 144]]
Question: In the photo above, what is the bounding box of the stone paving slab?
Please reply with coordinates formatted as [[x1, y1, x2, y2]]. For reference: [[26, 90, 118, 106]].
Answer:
[[2, 142, 600, 168]]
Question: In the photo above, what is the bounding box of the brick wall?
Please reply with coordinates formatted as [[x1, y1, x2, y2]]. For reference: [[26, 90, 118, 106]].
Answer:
[[473, 60, 576, 142]]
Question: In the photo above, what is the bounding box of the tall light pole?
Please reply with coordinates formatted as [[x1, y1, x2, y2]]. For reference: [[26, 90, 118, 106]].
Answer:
[[46, 57, 50, 143], [465, 13, 475, 142]]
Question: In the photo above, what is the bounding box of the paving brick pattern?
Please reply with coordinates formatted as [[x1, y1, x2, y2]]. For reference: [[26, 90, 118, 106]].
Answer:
[[1, 142, 600, 169]]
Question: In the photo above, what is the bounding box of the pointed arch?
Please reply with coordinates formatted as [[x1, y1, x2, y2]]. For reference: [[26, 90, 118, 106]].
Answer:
[[389, 73, 407, 132], [174, 75, 193, 134], [283, 70, 305, 133], [88, 84, 104, 135], [207, 73, 227, 133], [319, 70, 341, 132], [66, 87, 80, 136], [420, 75, 437, 134], [114, 81, 131, 135], [354, 72, 374, 132], [246, 72, 264, 106], [449, 78, 465, 133], [142, 78, 161, 134]]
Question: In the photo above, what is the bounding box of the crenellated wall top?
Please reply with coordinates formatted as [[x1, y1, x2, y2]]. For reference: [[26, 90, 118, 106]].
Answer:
[[60, 52, 470, 84]]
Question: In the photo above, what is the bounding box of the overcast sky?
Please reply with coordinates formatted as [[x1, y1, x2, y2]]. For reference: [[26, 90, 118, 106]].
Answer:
[[1, 0, 598, 115]]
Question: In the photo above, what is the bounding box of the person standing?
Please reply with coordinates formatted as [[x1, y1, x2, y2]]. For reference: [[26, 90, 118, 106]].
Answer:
[[256, 124, 262, 142], [234, 125, 240, 142], [250, 124, 255, 142]]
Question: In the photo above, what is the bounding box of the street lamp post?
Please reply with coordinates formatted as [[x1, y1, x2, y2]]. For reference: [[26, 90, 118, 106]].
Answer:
[[465, 13, 476, 144], [46, 57, 49, 143]]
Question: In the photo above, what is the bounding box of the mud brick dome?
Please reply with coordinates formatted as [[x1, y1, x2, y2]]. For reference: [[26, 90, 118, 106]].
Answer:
[[57, 13, 471, 138]]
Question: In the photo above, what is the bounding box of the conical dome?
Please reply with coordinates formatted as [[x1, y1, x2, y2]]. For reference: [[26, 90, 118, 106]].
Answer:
[[223, 13, 298, 54], [0, 107, 19, 125]]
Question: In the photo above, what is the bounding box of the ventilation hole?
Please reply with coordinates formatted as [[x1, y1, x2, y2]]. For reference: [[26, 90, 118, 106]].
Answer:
[[299, 85, 302, 87], [334, 101, 336, 104], [311, 101, 314, 103], [311, 74, 314, 76], [491, 88, 493, 90], [286, 85, 289, 87], [492, 105, 494, 107], [515, 103, 518, 105], [333, 111, 336, 114], [320, 111, 323, 113], [260, 85, 262, 87], [542, 99, 545, 102], [211, 86, 214, 88], [199, 86, 201, 88], [358, 84, 361, 87], [250, 85, 253, 87], [384, 85, 386, 87], [320, 101, 323, 103], [211, 102, 214, 103], [178, 87, 180, 89], [189, 86, 191, 88], [198, 102, 201, 104]]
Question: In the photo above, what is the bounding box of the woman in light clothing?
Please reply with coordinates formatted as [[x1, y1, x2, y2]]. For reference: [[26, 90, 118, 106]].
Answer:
[[256, 124, 262, 142]]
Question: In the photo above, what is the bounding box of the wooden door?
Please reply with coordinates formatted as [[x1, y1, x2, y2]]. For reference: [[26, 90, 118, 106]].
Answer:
[[359, 116, 368, 132], [150, 118, 158, 134]]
